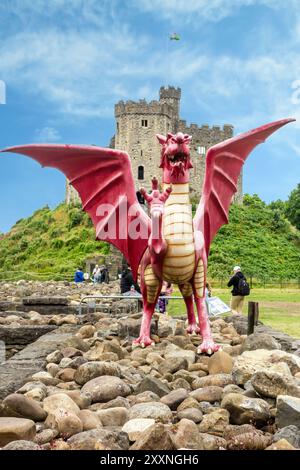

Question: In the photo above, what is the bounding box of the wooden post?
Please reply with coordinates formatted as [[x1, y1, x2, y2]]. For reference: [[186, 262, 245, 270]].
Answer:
[[254, 302, 259, 326], [248, 301, 259, 335], [153, 312, 159, 336]]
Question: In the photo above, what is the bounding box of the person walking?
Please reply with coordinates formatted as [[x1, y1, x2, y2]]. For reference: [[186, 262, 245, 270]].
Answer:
[[92, 264, 99, 279], [120, 265, 140, 294], [227, 266, 249, 314], [100, 265, 110, 284], [205, 281, 212, 315], [157, 282, 173, 314], [74, 267, 84, 283], [93, 267, 102, 284]]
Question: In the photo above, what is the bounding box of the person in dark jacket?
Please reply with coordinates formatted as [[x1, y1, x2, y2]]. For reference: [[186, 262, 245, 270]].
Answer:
[[120, 266, 141, 294], [227, 266, 246, 314], [74, 268, 84, 283]]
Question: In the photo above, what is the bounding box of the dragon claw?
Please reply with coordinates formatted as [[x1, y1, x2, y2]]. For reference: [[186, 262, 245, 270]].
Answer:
[[132, 335, 154, 348], [197, 339, 221, 355], [186, 324, 201, 335]]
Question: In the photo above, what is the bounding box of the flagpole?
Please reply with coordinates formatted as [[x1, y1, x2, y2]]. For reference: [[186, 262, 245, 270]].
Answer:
[[165, 33, 169, 88]]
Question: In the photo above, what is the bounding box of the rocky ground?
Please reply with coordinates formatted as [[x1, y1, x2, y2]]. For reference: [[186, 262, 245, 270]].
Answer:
[[0, 301, 300, 451], [0, 280, 119, 302]]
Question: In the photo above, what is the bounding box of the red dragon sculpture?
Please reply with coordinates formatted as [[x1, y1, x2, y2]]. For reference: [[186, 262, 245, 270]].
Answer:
[[1, 118, 294, 353]]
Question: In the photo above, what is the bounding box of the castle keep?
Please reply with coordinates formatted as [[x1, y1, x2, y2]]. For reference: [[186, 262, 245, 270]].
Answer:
[[66, 86, 242, 204]]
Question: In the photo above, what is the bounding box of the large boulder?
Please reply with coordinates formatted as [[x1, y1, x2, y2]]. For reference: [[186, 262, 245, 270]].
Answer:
[[190, 386, 223, 403], [2, 394, 47, 421], [232, 349, 297, 385], [97, 407, 128, 427], [241, 333, 281, 352], [221, 393, 271, 426], [68, 428, 129, 450], [0, 417, 36, 447], [130, 423, 174, 450], [177, 408, 203, 423], [128, 402, 172, 423], [171, 418, 202, 450], [64, 336, 89, 352], [81, 376, 131, 403], [2, 440, 41, 450], [122, 418, 155, 442], [77, 410, 102, 431], [164, 344, 195, 366], [74, 362, 121, 385], [251, 370, 300, 398], [43, 393, 80, 415], [207, 351, 233, 375], [198, 409, 229, 436], [273, 425, 300, 449], [226, 432, 272, 450], [266, 439, 297, 450], [158, 357, 189, 375], [160, 389, 189, 410], [45, 409, 83, 438], [276, 395, 300, 428], [136, 377, 170, 398], [192, 374, 233, 389]]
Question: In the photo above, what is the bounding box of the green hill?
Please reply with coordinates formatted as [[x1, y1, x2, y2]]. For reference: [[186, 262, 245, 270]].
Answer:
[[0, 203, 109, 281], [207, 194, 300, 280], [0, 194, 299, 282]]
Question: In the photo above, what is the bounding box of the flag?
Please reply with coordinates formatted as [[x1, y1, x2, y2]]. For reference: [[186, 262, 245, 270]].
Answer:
[[170, 33, 180, 41]]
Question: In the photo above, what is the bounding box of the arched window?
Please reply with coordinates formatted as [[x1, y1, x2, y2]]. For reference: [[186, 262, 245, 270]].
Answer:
[[138, 165, 144, 180]]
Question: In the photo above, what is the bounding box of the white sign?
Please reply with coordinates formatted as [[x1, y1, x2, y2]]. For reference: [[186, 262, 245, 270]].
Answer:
[[207, 296, 231, 316]]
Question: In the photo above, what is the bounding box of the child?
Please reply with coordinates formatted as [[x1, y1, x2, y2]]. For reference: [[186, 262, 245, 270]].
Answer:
[[205, 281, 212, 315], [157, 282, 173, 314]]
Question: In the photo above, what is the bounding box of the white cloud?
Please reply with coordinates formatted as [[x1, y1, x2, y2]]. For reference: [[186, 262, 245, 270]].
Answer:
[[133, 0, 283, 23], [34, 126, 61, 142], [0, 27, 149, 119], [0, 0, 299, 133]]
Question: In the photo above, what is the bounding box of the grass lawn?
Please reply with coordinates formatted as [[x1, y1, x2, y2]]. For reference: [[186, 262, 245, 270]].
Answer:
[[167, 288, 300, 338]]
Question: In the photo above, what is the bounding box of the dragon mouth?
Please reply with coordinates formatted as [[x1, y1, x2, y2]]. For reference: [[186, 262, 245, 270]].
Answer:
[[167, 152, 187, 166]]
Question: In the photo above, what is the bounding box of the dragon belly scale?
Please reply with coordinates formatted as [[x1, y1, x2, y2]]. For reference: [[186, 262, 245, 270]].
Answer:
[[162, 183, 196, 285]]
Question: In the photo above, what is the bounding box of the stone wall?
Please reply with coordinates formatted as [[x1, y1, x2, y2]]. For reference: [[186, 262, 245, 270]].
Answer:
[[66, 85, 241, 204]]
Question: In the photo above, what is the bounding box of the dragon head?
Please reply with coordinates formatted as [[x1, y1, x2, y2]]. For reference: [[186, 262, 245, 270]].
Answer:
[[157, 132, 193, 184]]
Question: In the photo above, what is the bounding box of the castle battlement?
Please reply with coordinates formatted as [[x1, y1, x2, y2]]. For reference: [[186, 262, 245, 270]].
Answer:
[[115, 100, 175, 118], [159, 86, 181, 100], [67, 86, 242, 206], [178, 119, 233, 133]]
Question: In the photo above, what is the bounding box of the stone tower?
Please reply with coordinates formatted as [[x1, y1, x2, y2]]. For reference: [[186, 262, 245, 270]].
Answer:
[[66, 86, 242, 204]]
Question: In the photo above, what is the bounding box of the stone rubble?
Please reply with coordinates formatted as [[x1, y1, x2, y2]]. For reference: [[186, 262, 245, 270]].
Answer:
[[0, 281, 299, 450]]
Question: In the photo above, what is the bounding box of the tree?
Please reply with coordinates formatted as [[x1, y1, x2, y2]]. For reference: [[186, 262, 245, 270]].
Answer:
[[285, 183, 300, 230], [243, 193, 266, 208], [269, 199, 286, 214]]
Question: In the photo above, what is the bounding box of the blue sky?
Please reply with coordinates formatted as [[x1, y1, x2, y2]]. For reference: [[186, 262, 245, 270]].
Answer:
[[0, 0, 300, 233]]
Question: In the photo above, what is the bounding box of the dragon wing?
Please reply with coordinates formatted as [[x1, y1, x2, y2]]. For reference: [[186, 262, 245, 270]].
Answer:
[[1, 144, 151, 280], [193, 118, 295, 258]]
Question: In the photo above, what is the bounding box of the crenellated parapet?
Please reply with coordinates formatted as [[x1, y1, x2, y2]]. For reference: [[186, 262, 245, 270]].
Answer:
[[67, 86, 242, 206], [115, 100, 175, 118]]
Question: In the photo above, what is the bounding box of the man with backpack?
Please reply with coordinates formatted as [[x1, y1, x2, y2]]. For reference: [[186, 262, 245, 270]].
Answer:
[[227, 266, 250, 314]]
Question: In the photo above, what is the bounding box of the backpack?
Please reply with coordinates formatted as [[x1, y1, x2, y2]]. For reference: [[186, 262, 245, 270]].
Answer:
[[237, 277, 250, 296]]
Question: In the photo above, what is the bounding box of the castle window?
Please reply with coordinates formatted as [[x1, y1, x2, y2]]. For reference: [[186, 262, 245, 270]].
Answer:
[[141, 119, 148, 127], [138, 165, 144, 180], [116, 122, 119, 133], [197, 146, 206, 155], [141, 150, 143, 156]]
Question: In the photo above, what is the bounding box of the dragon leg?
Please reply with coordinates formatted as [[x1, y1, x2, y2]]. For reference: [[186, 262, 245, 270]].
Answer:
[[133, 263, 162, 348], [178, 282, 200, 334], [192, 259, 220, 354]]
